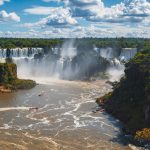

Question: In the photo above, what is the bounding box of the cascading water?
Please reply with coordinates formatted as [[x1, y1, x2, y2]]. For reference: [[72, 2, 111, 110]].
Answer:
[[0, 48, 43, 59], [120, 48, 137, 61], [97, 47, 124, 81], [107, 58, 125, 82], [0, 41, 137, 82], [0, 40, 80, 81], [0, 42, 138, 150]]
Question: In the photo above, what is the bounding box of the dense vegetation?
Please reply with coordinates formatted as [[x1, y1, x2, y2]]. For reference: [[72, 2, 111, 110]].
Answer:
[[0, 38, 63, 49], [0, 37, 150, 50], [0, 63, 17, 83], [0, 63, 36, 91], [12, 79, 36, 90], [96, 50, 150, 144]]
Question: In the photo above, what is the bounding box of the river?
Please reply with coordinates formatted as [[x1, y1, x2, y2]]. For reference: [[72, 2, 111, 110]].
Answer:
[[0, 79, 131, 150]]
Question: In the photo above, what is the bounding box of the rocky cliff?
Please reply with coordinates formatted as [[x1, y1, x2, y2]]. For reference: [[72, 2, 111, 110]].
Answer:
[[96, 50, 150, 143], [0, 63, 36, 91], [0, 63, 17, 84]]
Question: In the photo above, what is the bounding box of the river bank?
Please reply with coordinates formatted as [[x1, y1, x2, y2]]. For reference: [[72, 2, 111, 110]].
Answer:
[[0, 86, 12, 93]]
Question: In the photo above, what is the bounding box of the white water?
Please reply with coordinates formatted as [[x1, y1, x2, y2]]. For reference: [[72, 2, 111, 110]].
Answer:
[[120, 48, 137, 61], [0, 80, 130, 149], [0, 107, 30, 112], [0, 44, 138, 149], [99, 48, 125, 82], [0, 43, 137, 82]]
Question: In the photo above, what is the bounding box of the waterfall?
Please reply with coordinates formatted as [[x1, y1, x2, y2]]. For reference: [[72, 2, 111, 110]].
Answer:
[[0, 48, 44, 60], [97, 47, 126, 82], [0, 42, 137, 82], [120, 48, 137, 61]]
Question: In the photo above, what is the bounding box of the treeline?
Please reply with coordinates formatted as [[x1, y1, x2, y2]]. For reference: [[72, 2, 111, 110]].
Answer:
[[0, 38, 63, 49], [75, 38, 150, 51], [0, 37, 150, 50]]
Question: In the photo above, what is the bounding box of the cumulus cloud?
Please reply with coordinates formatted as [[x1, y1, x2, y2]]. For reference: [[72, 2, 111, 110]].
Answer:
[[41, 0, 150, 24], [23, 7, 77, 27], [0, 0, 10, 5], [13, 0, 150, 38], [1, 24, 150, 38], [0, 10, 20, 22], [67, 0, 150, 23]]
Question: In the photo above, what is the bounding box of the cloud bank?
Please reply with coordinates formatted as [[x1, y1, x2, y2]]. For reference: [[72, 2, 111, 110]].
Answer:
[[1, 0, 150, 38]]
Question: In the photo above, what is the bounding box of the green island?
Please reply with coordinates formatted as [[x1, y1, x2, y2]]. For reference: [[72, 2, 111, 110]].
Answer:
[[96, 50, 150, 145], [0, 63, 36, 92]]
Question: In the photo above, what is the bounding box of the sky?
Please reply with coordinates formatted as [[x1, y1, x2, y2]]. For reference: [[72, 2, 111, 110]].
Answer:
[[0, 0, 150, 38]]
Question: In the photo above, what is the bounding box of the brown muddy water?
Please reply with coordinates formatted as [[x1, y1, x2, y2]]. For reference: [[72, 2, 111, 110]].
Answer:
[[0, 80, 131, 150]]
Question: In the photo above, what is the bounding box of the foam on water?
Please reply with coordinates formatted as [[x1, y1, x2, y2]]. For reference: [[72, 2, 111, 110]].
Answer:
[[0, 124, 11, 129], [23, 132, 58, 148], [0, 107, 30, 112], [0, 80, 130, 149]]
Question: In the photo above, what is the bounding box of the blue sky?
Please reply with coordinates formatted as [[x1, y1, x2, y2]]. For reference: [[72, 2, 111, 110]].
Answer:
[[0, 0, 150, 38]]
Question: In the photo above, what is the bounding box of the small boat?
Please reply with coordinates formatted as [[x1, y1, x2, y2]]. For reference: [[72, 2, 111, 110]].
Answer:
[[29, 107, 38, 111]]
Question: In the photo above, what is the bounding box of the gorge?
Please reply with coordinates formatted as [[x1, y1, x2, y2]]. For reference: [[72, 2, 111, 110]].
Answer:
[[0, 38, 148, 150], [0, 39, 137, 82]]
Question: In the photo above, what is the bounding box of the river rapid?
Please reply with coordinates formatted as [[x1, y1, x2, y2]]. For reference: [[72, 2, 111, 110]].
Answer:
[[0, 79, 131, 150]]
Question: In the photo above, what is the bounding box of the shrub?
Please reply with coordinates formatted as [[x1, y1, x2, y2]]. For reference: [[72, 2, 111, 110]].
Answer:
[[135, 128, 150, 142], [12, 79, 36, 89]]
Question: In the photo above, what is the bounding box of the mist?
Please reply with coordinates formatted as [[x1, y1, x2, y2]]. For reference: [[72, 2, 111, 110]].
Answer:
[[98, 48, 124, 82], [0, 40, 137, 83], [61, 39, 77, 59]]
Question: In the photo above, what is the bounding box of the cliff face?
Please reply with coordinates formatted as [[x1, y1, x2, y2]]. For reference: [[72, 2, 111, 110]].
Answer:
[[97, 50, 150, 135], [0, 63, 36, 91], [0, 63, 17, 84]]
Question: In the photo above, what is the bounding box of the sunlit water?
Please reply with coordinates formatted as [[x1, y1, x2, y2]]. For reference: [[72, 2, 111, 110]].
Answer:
[[0, 80, 131, 150]]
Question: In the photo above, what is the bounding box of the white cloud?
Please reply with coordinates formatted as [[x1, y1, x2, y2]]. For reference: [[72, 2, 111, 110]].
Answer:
[[1, 23, 150, 38], [21, 0, 150, 38], [1, 0, 150, 38], [67, 0, 150, 23], [0, 0, 20, 23], [42, 0, 68, 3], [0, 0, 10, 5], [0, 10, 20, 22], [23, 7, 77, 27], [24, 6, 54, 15], [41, 0, 150, 24]]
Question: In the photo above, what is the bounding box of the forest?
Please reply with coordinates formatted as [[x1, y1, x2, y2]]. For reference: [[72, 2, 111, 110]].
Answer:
[[0, 38, 150, 50]]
